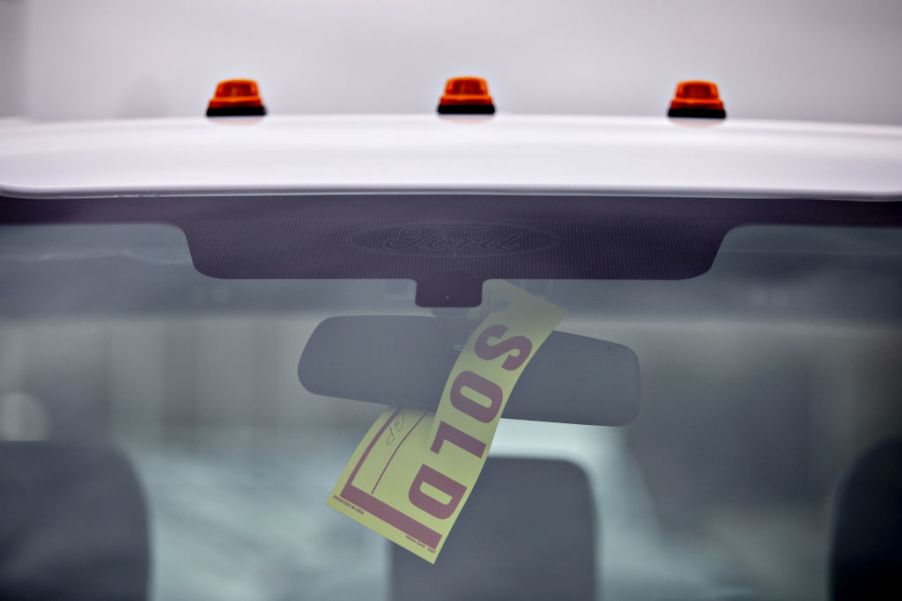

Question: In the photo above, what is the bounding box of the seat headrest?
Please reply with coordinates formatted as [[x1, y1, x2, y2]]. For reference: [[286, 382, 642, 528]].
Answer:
[[831, 438, 902, 601], [392, 457, 596, 601], [0, 442, 150, 601]]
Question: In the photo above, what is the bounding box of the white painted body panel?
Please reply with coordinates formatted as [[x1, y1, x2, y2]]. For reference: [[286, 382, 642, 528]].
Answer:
[[1, 115, 901, 197]]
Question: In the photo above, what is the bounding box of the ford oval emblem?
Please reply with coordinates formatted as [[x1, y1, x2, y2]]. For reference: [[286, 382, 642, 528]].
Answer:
[[347, 223, 561, 257]]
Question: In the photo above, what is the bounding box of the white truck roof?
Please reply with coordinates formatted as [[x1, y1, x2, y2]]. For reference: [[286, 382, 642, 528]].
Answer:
[[1, 114, 901, 198]]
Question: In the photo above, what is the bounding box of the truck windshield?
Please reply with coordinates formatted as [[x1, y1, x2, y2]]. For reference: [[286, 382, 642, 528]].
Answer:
[[1, 192, 900, 601]]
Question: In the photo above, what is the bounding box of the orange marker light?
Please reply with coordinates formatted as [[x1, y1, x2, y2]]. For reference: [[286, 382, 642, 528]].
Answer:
[[667, 80, 726, 119], [437, 76, 495, 115], [206, 79, 267, 117]]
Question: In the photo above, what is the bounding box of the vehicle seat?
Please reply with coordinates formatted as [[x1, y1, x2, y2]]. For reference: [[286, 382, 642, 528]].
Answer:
[[831, 438, 902, 601], [0, 442, 150, 601], [391, 457, 597, 601]]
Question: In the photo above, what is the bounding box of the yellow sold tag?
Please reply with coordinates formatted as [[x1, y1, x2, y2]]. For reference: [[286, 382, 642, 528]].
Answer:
[[327, 281, 565, 563]]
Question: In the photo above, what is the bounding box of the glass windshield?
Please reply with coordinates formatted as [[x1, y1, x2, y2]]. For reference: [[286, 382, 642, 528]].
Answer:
[[1, 193, 900, 601]]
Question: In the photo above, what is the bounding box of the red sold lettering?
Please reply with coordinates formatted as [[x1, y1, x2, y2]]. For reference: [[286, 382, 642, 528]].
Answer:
[[408, 465, 466, 519], [450, 370, 503, 423], [408, 321, 532, 527], [474, 324, 533, 371], [430, 421, 486, 458]]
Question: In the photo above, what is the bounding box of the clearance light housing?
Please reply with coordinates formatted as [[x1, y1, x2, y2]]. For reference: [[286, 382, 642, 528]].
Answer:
[[437, 76, 495, 115], [667, 80, 726, 119], [206, 79, 267, 117]]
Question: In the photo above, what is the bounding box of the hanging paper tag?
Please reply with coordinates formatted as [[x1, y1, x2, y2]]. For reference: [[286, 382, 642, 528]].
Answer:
[[327, 281, 565, 562]]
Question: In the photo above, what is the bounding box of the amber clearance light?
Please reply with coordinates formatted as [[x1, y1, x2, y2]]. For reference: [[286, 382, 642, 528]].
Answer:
[[667, 80, 726, 119], [437, 76, 496, 115], [206, 79, 267, 118]]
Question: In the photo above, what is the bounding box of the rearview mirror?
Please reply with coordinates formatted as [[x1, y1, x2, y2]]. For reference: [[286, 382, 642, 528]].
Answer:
[[298, 316, 640, 426]]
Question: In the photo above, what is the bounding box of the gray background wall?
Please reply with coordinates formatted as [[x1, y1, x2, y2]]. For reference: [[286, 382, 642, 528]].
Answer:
[[1, 0, 901, 124]]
